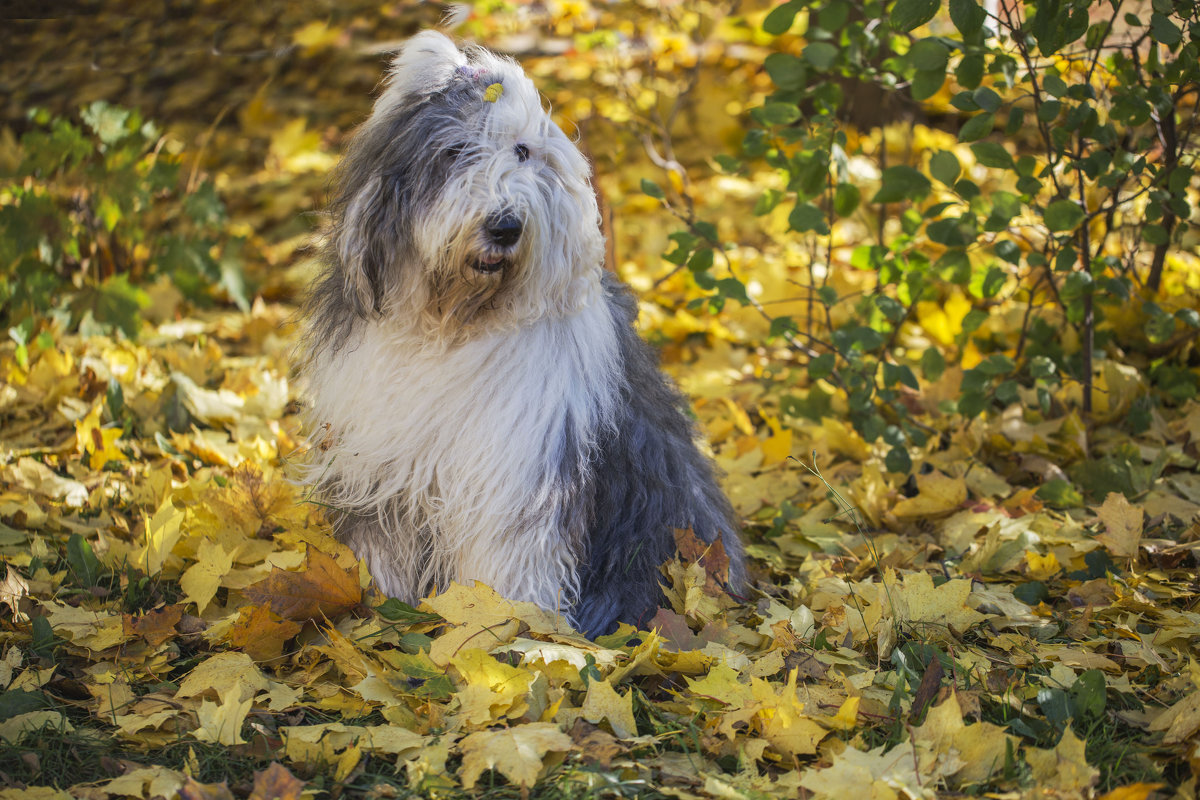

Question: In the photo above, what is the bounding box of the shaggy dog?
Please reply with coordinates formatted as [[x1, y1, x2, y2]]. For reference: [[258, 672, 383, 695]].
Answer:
[[299, 31, 744, 635]]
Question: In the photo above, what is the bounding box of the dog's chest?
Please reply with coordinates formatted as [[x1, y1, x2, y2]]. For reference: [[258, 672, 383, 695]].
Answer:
[[308, 302, 619, 519]]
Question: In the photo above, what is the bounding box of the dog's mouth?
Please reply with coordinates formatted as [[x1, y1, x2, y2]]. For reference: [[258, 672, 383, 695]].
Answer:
[[471, 253, 510, 274]]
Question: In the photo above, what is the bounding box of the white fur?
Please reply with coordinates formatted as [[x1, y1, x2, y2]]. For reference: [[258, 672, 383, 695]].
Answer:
[[301, 32, 619, 612]]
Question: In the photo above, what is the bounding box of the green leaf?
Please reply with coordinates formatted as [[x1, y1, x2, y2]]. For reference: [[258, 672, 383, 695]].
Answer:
[[971, 141, 1013, 169], [755, 188, 784, 216], [1150, 12, 1181, 45], [789, 202, 830, 234], [716, 278, 750, 305], [66, 533, 102, 588], [763, 0, 803, 35], [949, 0, 986, 37], [375, 598, 443, 625], [834, 183, 861, 216], [641, 178, 664, 200], [67, 275, 149, 339], [1036, 479, 1084, 508], [809, 352, 836, 380], [1070, 670, 1107, 721], [955, 52, 984, 89], [803, 42, 839, 70], [873, 165, 932, 204], [912, 69, 947, 101], [770, 315, 799, 339], [884, 362, 920, 390], [909, 38, 950, 71], [972, 86, 1001, 112], [31, 616, 57, 661], [885, 445, 913, 474], [761, 102, 802, 125], [891, 0, 940, 32], [1044, 199, 1086, 232], [958, 112, 995, 142], [1143, 224, 1169, 245], [921, 347, 945, 381], [764, 53, 807, 91], [929, 150, 961, 185], [688, 247, 714, 272]]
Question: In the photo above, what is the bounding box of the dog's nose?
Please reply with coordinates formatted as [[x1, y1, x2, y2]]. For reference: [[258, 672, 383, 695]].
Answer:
[[486, 214, 522, 248]]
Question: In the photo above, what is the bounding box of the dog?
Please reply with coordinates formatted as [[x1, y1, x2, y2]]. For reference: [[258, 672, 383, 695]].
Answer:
[[298, 31, 744, 636]]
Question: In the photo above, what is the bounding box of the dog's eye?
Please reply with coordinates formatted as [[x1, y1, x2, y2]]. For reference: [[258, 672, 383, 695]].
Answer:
[[514, 143, 530, 162]]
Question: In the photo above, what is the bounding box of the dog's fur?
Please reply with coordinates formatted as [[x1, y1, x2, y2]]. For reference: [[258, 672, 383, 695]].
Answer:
[[298, 31, 744, 635]]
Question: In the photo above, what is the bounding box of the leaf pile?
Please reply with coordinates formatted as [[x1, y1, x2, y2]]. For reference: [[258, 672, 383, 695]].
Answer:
[[1, 2, 1200, 799]]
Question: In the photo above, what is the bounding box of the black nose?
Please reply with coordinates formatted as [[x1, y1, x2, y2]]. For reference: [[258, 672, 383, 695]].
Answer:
[[486, 214, 522, 248]]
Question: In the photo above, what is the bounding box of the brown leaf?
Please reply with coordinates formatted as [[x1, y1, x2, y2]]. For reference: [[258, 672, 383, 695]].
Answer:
[[122, 604, 184, 646], [673, 527, 730, 591], [229, 604, 303, 661], [243, 547, 362, 622], [179, 777, 236, 800], [249, 762, 304, 800]]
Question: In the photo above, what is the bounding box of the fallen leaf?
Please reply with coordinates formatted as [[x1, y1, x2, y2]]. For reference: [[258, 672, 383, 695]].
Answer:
[[243, 546, 362, 622], [248, 762, 304, 800], [228, 604, 302, 661], [458, 723, 573, 789], [1093, 492, 1143, 559], [123, 604, 184, 647]]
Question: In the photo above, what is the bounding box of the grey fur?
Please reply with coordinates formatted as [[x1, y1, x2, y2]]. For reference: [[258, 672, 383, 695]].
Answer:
[[301, 39, 745, 636]]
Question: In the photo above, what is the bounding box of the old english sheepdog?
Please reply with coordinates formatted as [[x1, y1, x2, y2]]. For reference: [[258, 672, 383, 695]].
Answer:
[[299, 31, 744, 635]]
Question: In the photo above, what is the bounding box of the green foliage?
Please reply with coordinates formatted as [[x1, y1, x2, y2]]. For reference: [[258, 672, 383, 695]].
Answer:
[[651, 0, 1200, 474], [0, 101, 250, 344]]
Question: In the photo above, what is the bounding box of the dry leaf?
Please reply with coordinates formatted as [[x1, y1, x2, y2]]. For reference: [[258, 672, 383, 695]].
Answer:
[[243, 546, 362, 622]]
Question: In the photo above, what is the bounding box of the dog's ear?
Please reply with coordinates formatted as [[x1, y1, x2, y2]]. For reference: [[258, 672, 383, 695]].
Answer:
[[381, 32, 466, 107], [333, 173, 392, 317]]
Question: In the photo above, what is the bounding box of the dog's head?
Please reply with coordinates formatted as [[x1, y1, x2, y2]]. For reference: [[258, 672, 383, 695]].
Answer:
[[328, 31, 604, 339]]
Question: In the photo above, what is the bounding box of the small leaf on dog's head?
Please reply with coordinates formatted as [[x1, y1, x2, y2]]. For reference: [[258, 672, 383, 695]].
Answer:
[[483, 83, 504, 103]]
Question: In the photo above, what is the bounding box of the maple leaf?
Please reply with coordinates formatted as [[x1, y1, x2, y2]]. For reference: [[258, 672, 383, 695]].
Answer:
[[248, 763, 304, 800], [674, 527, 731, 591], [578, 677, 637, 738], [75, 403, 125, 470], [180, 538, 234, 614], [122, 604, 184, 646], [243, 546, 362, 622], [1092, 491, 1144, 559], [228, 604, 302, 661], [882, 570, 988, 639], [1025, 725, 1100, 792], [179, 778, 235, 800], [458, 723, 574, 789]]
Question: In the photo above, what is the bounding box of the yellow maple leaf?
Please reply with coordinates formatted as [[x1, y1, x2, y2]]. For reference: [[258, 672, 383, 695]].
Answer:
[[1025, 725, 1099, 792], [228, 604, 302, 662], [759, 413, 793, 466], [1092, 491, 1143, 559], [579, 677, 637, 739], [135, 498, 185, 576], [1025, 550, 1061, 581], [41, 600, 127, 650], [193, 695, 253, 746], [891, 471, 968, 519], [883, 570, 988, 639], [180, 538, 234, 614], [911, 692, 1017, 785], [450, 648, 534, 726], [483, 82, 505, 103], [176, 652, 269, 703], [458, 723, 573, 789], [75, 404, 124, 470], [100, 765, 185, 799]]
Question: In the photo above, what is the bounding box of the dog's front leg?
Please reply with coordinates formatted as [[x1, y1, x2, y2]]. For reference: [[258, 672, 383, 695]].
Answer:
[[455, 525, 577, 619]]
